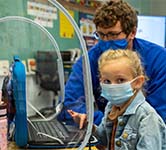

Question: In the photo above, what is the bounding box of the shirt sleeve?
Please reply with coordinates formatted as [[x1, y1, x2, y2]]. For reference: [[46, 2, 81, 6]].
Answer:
[[58, 57, 87, 123], [58, 44, 102, 124]]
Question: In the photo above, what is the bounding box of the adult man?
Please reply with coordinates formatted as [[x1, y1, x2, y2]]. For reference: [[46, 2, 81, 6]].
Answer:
[[58, 0, 166, 125]]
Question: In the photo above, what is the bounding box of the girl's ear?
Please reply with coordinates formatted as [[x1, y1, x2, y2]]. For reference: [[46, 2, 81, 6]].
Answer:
[[132, 75, 145, 90]]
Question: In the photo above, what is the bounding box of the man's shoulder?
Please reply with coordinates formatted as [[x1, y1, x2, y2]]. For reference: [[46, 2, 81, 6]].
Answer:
[[133, 38, 161, 48], [133, 38, 166, 56], [88, 43, 100, 53], [88, 43, 102, 59], [134, 38, 165, 49]]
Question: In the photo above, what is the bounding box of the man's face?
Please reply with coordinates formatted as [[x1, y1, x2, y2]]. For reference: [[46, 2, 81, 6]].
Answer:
[[96, 21, 128, 41]]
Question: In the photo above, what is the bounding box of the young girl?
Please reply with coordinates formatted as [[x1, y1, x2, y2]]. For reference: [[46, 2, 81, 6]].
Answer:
[[68, 49, 166, 150]]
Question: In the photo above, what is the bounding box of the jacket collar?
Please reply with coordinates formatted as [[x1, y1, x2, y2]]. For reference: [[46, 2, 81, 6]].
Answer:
[[124, 90, 145, 115]]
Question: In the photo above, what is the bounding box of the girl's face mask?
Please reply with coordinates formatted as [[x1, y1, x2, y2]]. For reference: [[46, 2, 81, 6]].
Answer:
[[100, 78, 137, 106]]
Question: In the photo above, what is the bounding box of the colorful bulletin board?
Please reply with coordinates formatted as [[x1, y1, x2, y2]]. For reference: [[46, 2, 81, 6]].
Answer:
[[60, 10, 75, 38]]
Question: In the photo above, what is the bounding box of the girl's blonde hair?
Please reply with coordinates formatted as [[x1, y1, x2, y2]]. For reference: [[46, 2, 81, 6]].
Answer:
[[98, 49, 145, 78]]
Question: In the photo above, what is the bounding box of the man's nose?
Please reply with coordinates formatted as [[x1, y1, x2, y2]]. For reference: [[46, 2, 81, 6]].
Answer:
[[102, 35, 110, 41]]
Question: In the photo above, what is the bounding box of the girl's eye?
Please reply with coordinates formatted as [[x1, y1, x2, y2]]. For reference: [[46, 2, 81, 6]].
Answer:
[[103, 79, 111, 84], [117, 78, 126, 84]]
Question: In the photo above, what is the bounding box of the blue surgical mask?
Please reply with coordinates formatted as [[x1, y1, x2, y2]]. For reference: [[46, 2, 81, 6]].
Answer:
[[100, 78, 136, 106], [98, 38, 128, 52]]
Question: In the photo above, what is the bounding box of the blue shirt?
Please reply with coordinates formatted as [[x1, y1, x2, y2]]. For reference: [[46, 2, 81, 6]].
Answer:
[[95, 91, 166, 150], [58, 38, 166, 125]]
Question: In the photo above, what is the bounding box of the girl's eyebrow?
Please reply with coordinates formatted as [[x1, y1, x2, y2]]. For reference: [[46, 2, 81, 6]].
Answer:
[[115, 74, 129, 78]]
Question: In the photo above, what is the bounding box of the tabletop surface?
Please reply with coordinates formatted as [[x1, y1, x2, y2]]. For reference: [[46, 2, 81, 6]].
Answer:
[[8, 142, 98, 150]]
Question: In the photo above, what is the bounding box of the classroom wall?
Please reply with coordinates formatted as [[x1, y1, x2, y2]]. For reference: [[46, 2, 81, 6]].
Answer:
[[0, 0, 80, 61], [126, 0, 166, 16], [0, 0, 166, 61]]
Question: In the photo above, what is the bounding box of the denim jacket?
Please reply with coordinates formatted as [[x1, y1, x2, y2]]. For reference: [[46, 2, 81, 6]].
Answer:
[[95, 91, 166, 150]]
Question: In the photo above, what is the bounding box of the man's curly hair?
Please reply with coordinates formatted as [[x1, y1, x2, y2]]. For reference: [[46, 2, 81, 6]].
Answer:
[[93, 0, 138, 35]]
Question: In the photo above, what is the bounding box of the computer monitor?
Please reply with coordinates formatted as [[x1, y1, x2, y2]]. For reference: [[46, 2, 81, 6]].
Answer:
[[136, 15, 166, 47]]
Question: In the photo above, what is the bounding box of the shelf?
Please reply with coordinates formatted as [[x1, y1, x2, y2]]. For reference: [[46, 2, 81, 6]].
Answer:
[[56, 0, 98, 15], [32, 0, 100, 15]]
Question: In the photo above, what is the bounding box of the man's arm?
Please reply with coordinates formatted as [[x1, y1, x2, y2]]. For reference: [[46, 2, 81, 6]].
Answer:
[[58, 58, 86, 124]]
